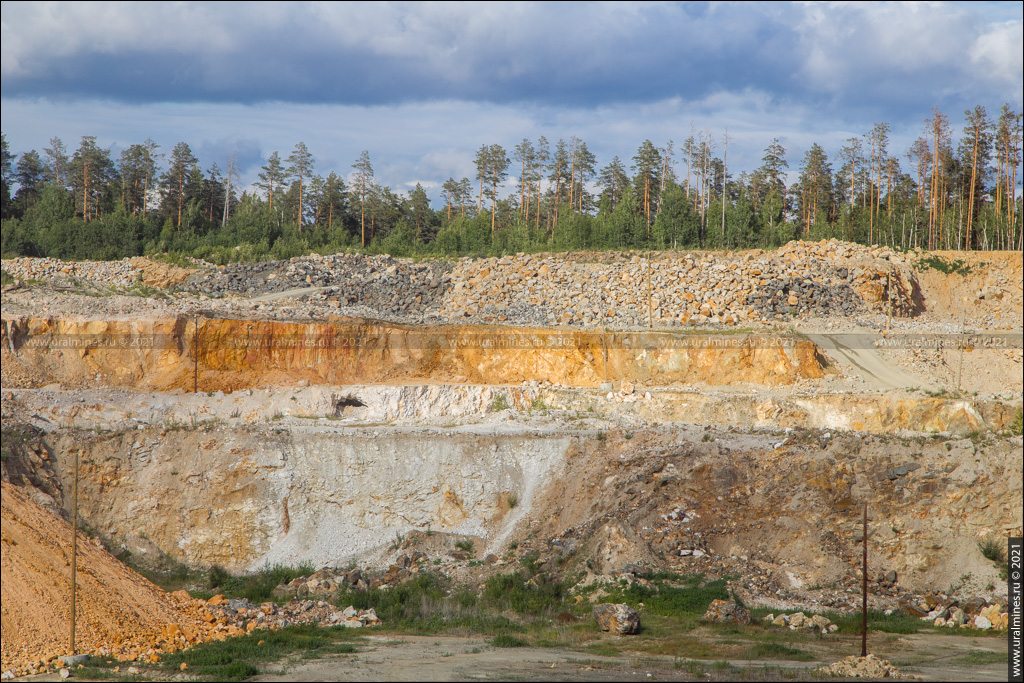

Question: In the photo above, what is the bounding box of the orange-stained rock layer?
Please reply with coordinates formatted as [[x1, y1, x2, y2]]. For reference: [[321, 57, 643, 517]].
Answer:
[[1, 317, 825, 391]]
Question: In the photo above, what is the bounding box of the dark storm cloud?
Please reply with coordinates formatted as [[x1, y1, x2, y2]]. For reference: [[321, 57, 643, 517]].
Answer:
[[2, 2, 1019, 129], [4, 2, 807, 107], [1, 2, 1019, 199]]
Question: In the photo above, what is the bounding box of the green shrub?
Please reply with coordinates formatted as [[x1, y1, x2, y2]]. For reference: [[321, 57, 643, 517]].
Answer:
[[917, 255, 971, 276], [979, 537, 1006, 564], [481, 572, 568, 616], [593, 573, 729, 617], [208, 562, 316, 603], [334, 571, 520, 633]]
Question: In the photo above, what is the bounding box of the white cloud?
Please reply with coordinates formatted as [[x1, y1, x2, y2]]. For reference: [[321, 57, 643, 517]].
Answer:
[[970, 20, 1024, 92], [1, 2, 240, 76]]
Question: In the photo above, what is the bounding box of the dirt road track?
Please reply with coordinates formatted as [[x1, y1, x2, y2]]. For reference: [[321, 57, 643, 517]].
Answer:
[[804, 332, 936, 391]]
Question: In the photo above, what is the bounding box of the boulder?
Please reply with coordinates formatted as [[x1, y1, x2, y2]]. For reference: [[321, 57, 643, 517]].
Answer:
[[701, 599, 751, 625], [593, 603, 641, 635]]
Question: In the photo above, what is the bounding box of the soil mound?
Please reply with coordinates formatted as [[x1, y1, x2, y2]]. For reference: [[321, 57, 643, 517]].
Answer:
[[0, 482, 206, 675]]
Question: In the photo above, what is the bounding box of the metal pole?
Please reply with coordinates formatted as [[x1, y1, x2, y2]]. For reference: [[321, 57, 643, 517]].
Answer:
[[957, 299, 966, 394], [193, 315, 199, 393], [602, 331, 609, 384], [70, 448, 79, 656], [861, 502, 868, 658]]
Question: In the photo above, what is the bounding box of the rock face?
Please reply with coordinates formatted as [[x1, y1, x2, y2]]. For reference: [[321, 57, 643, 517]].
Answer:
[[700, 599, 751, 625], [46, 428, 570, 572], [592, 603, 641, 634], [1, 316, 827, 392]]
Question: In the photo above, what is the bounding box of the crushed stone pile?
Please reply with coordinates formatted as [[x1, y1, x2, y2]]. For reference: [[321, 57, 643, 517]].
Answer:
[[1, 257, 194, 290], [4, 240, 926, 329], [817, 654, 912, 678], [183, 252, 454, 315], [442, 238, 918, 327], [2, 257, 145, 288]]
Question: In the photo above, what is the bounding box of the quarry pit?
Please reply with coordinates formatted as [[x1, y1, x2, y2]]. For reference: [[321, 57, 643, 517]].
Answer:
[[1, 240, 1021, 677]]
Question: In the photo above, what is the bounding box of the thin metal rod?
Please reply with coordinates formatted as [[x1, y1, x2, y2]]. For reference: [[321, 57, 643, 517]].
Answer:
[[70, 448, 79, 656], [602, 332, 609, 384], [861, 502, 868, 658], [193, 315, 199, 393]]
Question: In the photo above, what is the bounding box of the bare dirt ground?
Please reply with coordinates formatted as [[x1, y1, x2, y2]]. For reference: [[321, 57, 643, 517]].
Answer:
[[246, 632, 1009, 682]]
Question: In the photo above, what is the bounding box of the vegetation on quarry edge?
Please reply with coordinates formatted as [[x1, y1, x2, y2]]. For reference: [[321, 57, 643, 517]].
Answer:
[[67, 560, 1000, 682]]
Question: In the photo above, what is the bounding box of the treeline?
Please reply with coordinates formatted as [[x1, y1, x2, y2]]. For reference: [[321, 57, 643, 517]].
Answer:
[[1, 103, 1021, 264]]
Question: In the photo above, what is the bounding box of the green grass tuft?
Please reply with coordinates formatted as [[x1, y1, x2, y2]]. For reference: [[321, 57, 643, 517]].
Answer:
[[490, 634, 529, 648], [159, 625, 362, 680]]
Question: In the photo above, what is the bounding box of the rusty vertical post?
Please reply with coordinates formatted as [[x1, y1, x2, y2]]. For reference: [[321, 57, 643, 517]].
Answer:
[[70, 448, 79, 656], [957, 299, 966, 394], [861, 502, 868, 658], [193, 314, 199, 393], [602, 331, 609, 385]]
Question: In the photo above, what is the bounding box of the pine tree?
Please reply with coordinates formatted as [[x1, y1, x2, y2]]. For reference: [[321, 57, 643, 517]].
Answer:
[[598, 157, 629, 213], [43, 137, 69, 187], [13, 150, 46, 212], [255, 151, 288, 215], [960, 106, 992, 249], [351, 150, 373, 246], [161, 142, 199, 230], [70, 136, 115, 223], [632, 139, 662, 232], [286, 142, 315, 230]]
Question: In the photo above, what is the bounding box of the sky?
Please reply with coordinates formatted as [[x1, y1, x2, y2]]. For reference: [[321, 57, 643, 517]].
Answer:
[[2, 1, 1022, 204]]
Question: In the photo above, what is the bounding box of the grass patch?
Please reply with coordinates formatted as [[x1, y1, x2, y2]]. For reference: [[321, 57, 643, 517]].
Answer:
[[953, 650, 1007, 665], [490, 634, 529, 648], [825, 609, 924, 634], [68, 661, 121, 680], [917, 255, 972, 276], [126, 558, 205, 593], [748, 641, 814, 661], [491, 393, 510, 411], [335, 571, 524, 634], [1011, 407, 1023, 436], [585, 572, 730, 619], [584, 643, 621, 657], [481, 572, 571, 616], [159, 626, 362, 680]]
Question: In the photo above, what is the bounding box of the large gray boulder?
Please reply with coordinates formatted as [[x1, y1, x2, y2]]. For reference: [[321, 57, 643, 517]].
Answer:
[[593, 603, 641, 635]]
